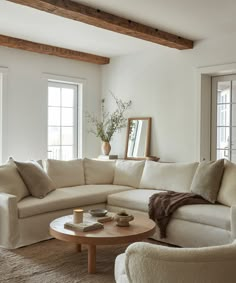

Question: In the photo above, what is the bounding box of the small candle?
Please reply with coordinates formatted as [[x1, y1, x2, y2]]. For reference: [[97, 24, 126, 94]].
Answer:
[[73, 209, 84, 224]]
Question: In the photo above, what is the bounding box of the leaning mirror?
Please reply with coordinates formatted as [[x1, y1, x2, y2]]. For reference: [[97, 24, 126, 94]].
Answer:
[[125, 117, 151, 160]]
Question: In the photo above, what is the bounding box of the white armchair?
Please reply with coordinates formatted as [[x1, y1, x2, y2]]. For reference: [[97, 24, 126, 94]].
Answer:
[[115, 241, 236, 283]]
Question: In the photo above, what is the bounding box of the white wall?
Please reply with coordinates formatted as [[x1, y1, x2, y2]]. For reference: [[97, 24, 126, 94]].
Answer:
[[0, 46, 101, 162], [102, 33, 236, 162]]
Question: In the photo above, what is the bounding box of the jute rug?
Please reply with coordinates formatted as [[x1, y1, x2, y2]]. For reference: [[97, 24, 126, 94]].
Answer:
[[0, 239, 130, 283]]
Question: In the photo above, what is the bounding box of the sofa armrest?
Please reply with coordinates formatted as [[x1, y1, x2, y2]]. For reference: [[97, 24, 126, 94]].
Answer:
[[115, 253, 129, 283], [0, 193, 19, 249], [122, 241, 236, 283], [231, 205, 236, 239]]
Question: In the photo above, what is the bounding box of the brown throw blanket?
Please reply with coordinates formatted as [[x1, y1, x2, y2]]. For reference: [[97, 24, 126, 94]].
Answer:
[[148, 191, 211, 238]]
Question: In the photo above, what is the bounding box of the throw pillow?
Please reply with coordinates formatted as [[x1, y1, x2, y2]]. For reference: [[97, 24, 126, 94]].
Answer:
[[113, 160, 145, 188], [139, 161, 198, 192], [45, 159, 85, 188], [217, 160, 236, 206], [84, 158, 115, 184], [190, 159, 224, 203], [0, 164, 29, 201], [15, 161, 56, 199]]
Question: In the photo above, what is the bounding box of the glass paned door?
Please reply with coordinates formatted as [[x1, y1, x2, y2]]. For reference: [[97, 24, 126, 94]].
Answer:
[[212, 75, 236, 162], [47, 81, 78, 160]]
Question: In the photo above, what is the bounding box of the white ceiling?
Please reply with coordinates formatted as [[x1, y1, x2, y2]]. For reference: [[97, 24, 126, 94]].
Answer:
[[1, 0, 236, 57]]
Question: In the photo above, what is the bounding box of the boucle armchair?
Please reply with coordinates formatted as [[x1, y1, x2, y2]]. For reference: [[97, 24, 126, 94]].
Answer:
[[115, 241, 236, 283]]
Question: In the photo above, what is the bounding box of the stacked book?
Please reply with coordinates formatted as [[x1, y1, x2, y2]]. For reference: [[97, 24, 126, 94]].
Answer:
[[64, 221, 104, 232], [98, 155, 118, 160]]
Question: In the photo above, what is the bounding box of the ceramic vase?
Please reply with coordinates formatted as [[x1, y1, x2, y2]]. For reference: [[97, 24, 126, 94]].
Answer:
[[101, 141, 111, 155]]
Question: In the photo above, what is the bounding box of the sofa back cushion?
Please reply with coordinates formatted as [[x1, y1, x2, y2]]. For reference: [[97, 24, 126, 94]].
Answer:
[[0, 164, 29, 201], [190, 159, 224, 203], [217, 160, 236, 206], [46, 159, 85, 188], [84, 158, 115, 185], [140, 161, 198, 192], [113, 160, 145, 188]]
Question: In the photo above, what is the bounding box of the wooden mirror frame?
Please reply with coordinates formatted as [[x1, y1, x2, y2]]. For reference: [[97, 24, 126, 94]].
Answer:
[[124, 117, 151, 160]]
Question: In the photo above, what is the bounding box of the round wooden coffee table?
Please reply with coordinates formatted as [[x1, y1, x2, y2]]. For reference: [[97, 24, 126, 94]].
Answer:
[[50, 213, 156, 274]]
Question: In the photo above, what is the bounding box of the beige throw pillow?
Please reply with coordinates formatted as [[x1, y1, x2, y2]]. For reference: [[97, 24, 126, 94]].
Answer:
[[15, 161, 56, 199], [217, 160, 236, 206], [46, 159, 85, 188], [139, 161, 198, 192], [113, 160, 145, 188], [190, 159, 224, 203], [0, 164, 29, 201], [84, 158, 115, 184]]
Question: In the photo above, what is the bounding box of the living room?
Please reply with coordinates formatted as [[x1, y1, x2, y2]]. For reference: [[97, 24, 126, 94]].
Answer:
[[1, 0, 236, 282]]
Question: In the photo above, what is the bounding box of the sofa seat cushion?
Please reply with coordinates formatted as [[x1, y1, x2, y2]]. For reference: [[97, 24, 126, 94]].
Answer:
[[18, 185, 134, 218], [108, 189, 164, 212], [172, 204, 230, 231], [108, 190, 230, 231]]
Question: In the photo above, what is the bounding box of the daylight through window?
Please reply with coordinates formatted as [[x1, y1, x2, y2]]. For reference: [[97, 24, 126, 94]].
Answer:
[[47, 81, 79, 160]]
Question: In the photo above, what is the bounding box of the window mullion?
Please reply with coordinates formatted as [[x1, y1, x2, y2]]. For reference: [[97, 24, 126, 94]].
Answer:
[[74, 85, 78, 159], [60, 87, 62, 160], [230, 81, 233, 161]]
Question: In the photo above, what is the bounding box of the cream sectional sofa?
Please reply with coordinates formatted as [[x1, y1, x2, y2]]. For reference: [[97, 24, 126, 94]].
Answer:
[[0, 158, 235, 249]]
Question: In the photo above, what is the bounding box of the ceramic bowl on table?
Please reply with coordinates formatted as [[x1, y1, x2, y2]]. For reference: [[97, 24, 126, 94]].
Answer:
[[114, 211, 134, 227], [88, 209, 108, 217]]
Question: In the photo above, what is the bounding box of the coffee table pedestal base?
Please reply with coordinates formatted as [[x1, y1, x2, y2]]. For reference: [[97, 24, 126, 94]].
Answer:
[[88, 245, 96, 274]]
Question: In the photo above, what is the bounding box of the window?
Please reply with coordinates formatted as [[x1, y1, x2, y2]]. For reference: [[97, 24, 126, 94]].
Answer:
[[211, 75, 236, 162], [0, 68, 8, 164], [47, 81, 80, 160]]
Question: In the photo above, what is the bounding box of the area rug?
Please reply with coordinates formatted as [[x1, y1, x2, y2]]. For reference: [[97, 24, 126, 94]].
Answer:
[[0, 239, 130, 283]]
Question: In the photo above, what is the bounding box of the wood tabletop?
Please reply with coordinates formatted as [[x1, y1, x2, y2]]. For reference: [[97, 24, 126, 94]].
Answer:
[[50, 213, 156, 245]]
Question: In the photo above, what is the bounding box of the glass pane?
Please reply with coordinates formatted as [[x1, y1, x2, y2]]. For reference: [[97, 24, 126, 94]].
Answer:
[[217, 81, 230, 103], [217, 104, 230, 126], [217, 149, 229, 160], [62, 127, 73, 145], [232, 104, 236, 126], [48, 146, 60, 160], [48, 87, 60, 106], [61, 108, 73, 126], [232, 127, 236, 150], [217, 127, 230, 149], [232, 81, 236, 103], [48, 127, 60, 146], [231, 150, 236, 162], [48, 107, 60, 126], [62, 88, 74, 107], [61, 146, 73, 160]]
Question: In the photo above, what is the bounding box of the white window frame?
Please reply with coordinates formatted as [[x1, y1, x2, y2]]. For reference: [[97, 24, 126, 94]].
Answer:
[[42, 73, 86, 159], [0, 67, 8, 164], [211, 74, 236, 161], [196, 63, 236, 161], [48, 81, 79, 160]]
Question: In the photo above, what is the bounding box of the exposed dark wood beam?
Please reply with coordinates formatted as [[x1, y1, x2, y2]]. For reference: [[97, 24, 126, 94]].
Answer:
[[7, 0, 194, 50], [0, 34, 110, 64]]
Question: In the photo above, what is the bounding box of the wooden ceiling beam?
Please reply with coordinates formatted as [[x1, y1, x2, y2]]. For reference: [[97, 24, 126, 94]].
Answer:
[[7, 0, 194, 50], [0, 34, 110, 64]]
